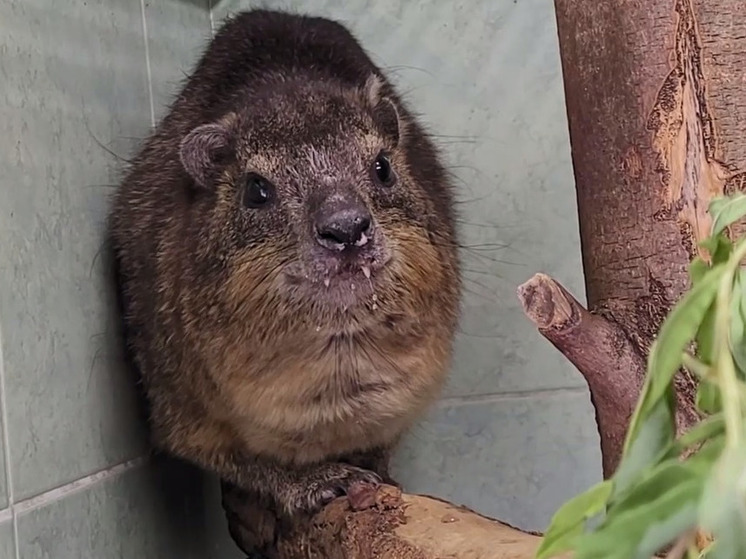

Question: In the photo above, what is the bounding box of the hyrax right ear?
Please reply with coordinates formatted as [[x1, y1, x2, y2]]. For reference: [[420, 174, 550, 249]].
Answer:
[[364, 74, 405, 147], [179, 116, 236, 188]]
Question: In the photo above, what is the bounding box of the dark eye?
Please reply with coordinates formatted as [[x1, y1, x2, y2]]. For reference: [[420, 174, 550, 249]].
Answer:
[[372, 152, 396, 187], [242, 173, 274, 208]]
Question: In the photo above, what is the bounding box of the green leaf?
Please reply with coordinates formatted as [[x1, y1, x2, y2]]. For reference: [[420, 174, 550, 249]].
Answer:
[[689, 257, 710, 285], [739, 268, 746, 323], [697, 381, 723, 414], [573, 476, 704, 559], [730, 269, 746, 379], [606, 459, 706, 523], [535, 480, 613, 559], [645, 263, 725, 409], [608, 435, 720, 522], [673, 415, 726, 454], [696, 300, 718, 367], [698, 445, 746, 559], [699, 234, 733, 265], [709, 192, 746, 238], [686, 433, 726, 471], [708, 195, 732, 217], [613, 392, 676, 499], [624, 263, 726, 452]]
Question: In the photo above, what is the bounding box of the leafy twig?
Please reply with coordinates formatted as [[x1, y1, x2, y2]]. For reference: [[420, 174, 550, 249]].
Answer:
[[535, 193, 746, 559]]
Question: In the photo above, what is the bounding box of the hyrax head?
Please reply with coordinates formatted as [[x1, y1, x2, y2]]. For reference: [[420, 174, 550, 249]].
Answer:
[[178, 74, 458, 331]]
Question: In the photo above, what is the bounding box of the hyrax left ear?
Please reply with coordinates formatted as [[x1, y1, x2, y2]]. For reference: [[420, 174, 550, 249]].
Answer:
[[364, 74, 404, 147], [179, 114, 236, 188]]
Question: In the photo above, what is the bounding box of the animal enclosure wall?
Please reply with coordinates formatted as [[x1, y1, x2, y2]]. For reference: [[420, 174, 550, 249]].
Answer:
[[0, 0, 601, 556]]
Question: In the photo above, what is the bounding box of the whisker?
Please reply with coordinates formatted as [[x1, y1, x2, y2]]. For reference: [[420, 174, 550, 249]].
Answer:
[[84, 120, 136, 165]]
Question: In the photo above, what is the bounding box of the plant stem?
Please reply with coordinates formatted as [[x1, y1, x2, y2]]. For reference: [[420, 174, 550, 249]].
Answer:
[[682, 353, 712, 381], [714, 239, 746, 446]]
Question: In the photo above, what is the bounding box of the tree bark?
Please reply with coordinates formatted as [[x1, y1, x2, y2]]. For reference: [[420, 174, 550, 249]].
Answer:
[[220, 1, 746, 556], [237, 485, 564, 559], [544, 0, 746, 479]]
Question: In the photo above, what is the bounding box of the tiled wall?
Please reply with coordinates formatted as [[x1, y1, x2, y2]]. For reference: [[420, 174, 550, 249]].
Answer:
[[212, 0, 603, 532], [0, 0, 241, 556], [0, 0, 603, 556]]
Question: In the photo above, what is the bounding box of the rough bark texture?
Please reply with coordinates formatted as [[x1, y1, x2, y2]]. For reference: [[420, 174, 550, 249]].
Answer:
[[219, 1, 746, 556], [548, 0, 746, 477], [224, 484, 561, 559]]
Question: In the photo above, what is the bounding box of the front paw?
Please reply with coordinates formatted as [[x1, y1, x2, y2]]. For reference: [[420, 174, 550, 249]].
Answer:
[[281, 463, 381, 516]]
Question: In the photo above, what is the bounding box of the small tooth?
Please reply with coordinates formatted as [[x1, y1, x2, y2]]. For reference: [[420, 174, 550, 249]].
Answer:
[[362, 266, 371, 279], [323, 278, 330, 288], [355, 233, 369, 247]]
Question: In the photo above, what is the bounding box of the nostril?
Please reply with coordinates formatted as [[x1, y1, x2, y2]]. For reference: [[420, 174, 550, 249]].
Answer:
[[315, 209, 372, 249], [316, 225, 344, 245], [355, 215, 371, 236]]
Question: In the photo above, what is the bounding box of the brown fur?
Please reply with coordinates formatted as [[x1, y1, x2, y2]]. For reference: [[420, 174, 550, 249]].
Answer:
[[108, 8, 461, 528]]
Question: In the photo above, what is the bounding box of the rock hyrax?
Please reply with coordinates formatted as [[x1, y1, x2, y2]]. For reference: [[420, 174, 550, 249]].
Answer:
[[109, 8, 462, 519]]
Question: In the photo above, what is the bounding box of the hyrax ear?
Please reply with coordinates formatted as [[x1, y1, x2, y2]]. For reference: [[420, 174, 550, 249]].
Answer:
[[364, 74, 404, 147], [179, 115, 236, 188]]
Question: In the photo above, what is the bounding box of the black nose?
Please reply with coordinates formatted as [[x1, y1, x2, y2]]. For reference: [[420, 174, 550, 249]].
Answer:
[[314, 202, 372, 250]]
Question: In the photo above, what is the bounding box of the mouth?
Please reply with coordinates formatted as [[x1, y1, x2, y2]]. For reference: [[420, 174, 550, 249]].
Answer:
[[314, 255, 386, 305], [284, 245, 391, 310], [323, 265, 378, 302]]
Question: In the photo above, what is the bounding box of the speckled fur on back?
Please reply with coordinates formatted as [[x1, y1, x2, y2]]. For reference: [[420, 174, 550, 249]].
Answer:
[[109, 8, 461, 526]]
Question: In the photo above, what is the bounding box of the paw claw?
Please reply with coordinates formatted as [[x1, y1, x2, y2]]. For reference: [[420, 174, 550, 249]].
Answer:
[[319, 488, 340, 503], [282, 463, 382, 516]]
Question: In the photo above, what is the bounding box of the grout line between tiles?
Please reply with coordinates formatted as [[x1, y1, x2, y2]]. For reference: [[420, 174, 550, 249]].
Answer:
[[437, 385, 588, 407], [140, 0, 156, 128], [13, 456, 148, 517], [0, 318, 20, 558]]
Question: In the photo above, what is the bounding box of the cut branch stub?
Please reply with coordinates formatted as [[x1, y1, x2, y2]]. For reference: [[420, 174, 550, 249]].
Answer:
[[517, 273, 647, 477]]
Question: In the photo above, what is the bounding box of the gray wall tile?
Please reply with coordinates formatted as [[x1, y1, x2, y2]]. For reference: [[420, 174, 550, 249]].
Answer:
[[144, 0, 213, 122], [16, 460, 243, 559], [390, 392, 603, 532], [0, 0, 152, 500], [0, 402, 8, 510], [0, 414, 7, 511], [211, 0, 587, 397], [0, 521, 15, 559]]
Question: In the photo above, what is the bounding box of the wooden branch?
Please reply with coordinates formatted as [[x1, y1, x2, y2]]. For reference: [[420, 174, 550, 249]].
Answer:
[[223, 483, 563, 559], [517, 273, 646, 477], [517, 273, 699, 477]]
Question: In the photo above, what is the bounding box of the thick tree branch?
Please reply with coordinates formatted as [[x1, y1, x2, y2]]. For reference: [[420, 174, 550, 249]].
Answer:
[[224, 483, 560, 559]]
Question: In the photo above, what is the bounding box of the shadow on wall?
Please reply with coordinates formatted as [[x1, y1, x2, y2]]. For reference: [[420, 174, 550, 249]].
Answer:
[[146, 455, 214, 546]]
